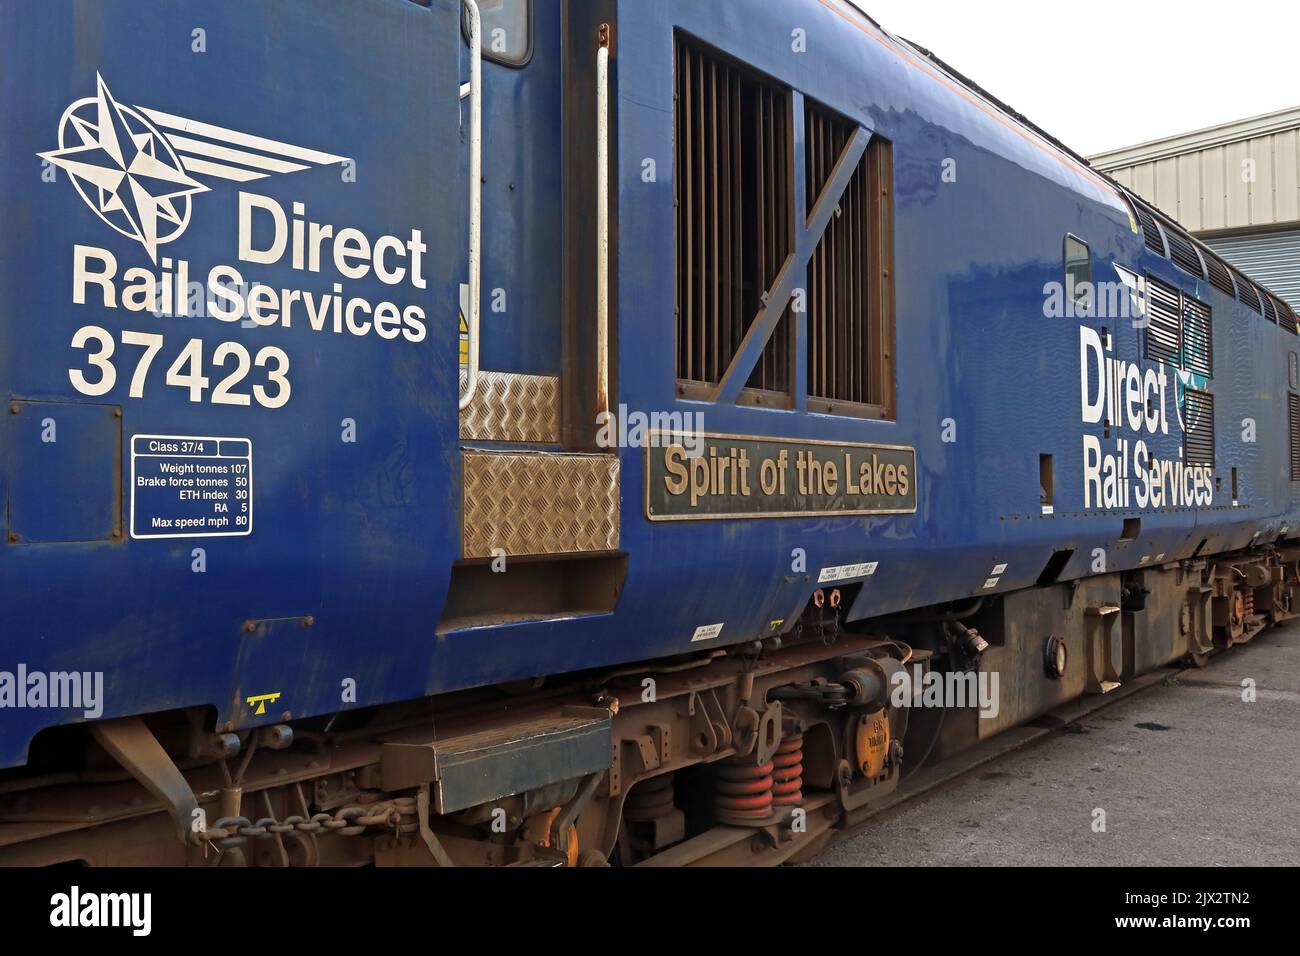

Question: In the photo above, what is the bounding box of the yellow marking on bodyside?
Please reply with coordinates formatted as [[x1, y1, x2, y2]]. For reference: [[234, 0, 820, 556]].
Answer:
[[246, 692, 282, 716]]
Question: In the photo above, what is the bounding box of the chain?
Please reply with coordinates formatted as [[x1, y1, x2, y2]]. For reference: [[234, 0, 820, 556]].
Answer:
[[198, 796, 418, 850]]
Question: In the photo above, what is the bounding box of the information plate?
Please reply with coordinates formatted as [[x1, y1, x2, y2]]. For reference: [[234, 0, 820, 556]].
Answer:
[[130, 435, 253, 539]]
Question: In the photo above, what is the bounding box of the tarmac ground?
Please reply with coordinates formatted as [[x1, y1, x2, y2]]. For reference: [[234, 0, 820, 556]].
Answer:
[[809, 624, 1300, 866]]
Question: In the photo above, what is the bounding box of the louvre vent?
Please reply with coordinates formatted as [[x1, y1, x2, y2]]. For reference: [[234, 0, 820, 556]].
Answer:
[[1182, 296, 1213, 377], [1183, 389, 1215, 467], [1144, 274, 1182, 366], [675, 38, 791, 393], [1290, 393, 1300, 480], [1206, 229, 1300, 313], [1205, 255, 1236, 300], [1135, 206, 1166, 256], [1278, 300, 1299, 335], [1127, 192, 1294, 323], [804, 101, 894, 412], [1143, 274, 1214, 376], [1235, 272, 1262, 314], [1164, 225, 1205, 279], [1262, 293, 1278, 325]]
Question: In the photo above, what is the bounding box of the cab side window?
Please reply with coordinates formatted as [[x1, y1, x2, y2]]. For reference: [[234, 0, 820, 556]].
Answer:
[[1064, 235, 1091, 312], [463, 0, 532, 66]]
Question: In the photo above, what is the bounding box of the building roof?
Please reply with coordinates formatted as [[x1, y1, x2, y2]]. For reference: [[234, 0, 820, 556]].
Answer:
[[1090, 106, 1300, 171], [1087, 106, 1300, 236]]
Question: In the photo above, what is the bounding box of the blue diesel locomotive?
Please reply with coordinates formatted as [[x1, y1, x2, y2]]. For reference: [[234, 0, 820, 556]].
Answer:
[[1, 0, 1296, 866]]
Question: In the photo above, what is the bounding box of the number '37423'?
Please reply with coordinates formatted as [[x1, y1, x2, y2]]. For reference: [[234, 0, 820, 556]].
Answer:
[[68, 326, 290, 409]]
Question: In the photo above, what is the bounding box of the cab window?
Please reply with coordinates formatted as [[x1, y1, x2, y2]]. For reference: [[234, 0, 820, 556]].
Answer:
[[463, 0, 531, 66], [1064, 235, 1091, 312]]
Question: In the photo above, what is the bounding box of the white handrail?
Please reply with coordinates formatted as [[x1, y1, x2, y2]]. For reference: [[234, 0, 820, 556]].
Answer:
[[459, 0, 483, 411], [595, 26, 611, 417]]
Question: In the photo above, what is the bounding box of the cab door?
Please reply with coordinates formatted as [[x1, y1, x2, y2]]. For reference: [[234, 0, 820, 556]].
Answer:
[[0, 0, 466, 760], [459, 0, 568, 446]]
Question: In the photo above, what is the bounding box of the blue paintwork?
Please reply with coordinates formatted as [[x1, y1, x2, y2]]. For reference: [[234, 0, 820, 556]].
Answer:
[[2, 0, 1296, 769], [474, 0, 564, 378], [1, 0, 462, 765]]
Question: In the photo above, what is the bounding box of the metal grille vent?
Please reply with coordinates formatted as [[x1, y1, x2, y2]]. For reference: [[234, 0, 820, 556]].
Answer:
[[1127, 191, 1295, 321], [1235, 272, 1262, 314], [1205, 255, 1237, 300], [1278, 300, 1299, 335], [1163, 225, 1205, 279], [804, 102, 893, 410], [1182, 296, 1213, 377], [1262, 293, 1278, 325], [1290, 393, 1300, 480], [675, 38, 791, 392], [1144, 274, 1182, 366], [1135, 206, 1166, 256], [1183, 389, 1215, 467], [1205, 229, 1300, 312]]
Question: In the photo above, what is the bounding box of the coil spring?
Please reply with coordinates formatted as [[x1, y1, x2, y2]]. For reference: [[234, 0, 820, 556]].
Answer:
[[771, 734, 804, 807], [1243, 590, 1255, 618], [624, 774, 676, 823], [714, 756, 775, 825]]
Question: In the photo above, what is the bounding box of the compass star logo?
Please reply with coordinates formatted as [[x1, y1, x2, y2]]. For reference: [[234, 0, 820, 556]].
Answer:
[[39, 74, 349, 261], [40, 75, 206, 261]]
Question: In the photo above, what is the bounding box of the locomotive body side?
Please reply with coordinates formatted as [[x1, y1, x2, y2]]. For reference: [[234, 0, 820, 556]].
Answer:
[[1, 0, 1296, 867]]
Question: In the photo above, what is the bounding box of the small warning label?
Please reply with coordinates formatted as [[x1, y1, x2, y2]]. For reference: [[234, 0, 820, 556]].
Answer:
[[130, 434, 253, 539]]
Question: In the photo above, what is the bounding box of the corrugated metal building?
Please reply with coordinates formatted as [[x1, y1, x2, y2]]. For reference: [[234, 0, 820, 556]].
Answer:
[[1090, 107, 1300, 307]]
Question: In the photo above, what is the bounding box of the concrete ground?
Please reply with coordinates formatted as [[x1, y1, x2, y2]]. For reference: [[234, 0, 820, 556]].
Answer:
[[810, 625, 1300, 866]]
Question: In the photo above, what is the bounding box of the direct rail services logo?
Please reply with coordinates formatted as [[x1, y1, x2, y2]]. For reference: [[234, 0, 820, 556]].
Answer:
[[39, 74, 347, 260], [38, 74, 431, 417]]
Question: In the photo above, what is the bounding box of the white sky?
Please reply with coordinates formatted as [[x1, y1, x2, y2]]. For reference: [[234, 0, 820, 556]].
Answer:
[[850, 0, 1300, 156]]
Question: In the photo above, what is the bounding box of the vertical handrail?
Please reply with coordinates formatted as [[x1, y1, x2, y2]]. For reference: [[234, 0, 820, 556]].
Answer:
[[459, 0, 484, 411], [595, 25, 611, 418]]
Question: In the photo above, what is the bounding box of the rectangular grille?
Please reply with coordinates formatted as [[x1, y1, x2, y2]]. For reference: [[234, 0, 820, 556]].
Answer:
[[1136, 206, 1166, 256], [1183, 389, 1215, 467], [1206, 254, 1236, 299], [1182, 296, 1213, 377], [674, 37, 791, 393], [804, 102, 894, 412], [1279, 300, 1299, 335], [1262, 293, 1278, 324], [1163, 224, 1205, 279], [1235, 272, 1262, 314], [1290, 393, 1300, 480], [1206, 230, 1300, 313], [1144, 274, 1182, 366]]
